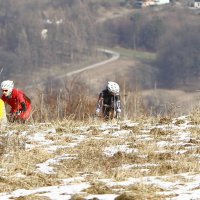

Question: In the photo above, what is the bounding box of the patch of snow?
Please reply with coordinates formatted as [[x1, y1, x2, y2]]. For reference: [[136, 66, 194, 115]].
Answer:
[[104, 145, 136, 157]]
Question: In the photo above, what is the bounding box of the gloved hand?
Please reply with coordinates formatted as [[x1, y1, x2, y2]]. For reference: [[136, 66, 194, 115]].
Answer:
[[116, 108, 121, 113], [96, 108, 100, 114], [9, 111, 21, 122], [15, 111, 22, 116]]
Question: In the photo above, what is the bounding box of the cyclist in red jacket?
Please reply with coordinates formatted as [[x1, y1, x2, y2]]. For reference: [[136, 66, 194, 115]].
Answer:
[[1, 80, 32, 122]]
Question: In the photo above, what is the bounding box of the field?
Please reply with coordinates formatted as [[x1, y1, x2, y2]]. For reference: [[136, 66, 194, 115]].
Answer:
[[1, 113, 200, 199], [1, 3, 200, 199]]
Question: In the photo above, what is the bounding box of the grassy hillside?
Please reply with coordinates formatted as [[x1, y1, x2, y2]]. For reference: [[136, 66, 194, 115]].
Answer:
[[1, 112, 200, 199]]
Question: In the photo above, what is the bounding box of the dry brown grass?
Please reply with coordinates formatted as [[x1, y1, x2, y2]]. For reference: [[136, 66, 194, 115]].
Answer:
[[14, 196, 50, 200], [1, 113, 200, 199]]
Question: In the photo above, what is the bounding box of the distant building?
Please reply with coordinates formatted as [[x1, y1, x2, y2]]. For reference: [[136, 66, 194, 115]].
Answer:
[[135, 0, 170, 8], [154, 0, 170, 5], [41, 29, 48, 40], [191, 0, 200, 8]]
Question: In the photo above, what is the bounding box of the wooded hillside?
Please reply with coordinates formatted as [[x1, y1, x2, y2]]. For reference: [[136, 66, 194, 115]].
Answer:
[[0, 0, 200, 121], [0, 0, 199, 90], [0, 0, 102, 80]]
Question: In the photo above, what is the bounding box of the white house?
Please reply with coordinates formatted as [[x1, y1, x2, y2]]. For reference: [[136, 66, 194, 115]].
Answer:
[[41, 29, 48, 40], [135, 0, 170, 8], [154, 0, 170, 5], [193, 0, 200, 8]]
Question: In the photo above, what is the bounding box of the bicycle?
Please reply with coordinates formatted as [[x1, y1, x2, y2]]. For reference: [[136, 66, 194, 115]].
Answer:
[[96, 103, 121, 121]]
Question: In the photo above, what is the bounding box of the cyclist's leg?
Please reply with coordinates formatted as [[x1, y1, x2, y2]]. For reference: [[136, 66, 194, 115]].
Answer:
[[103, 106, 110, 120], [109, 108, 115, 119], [116, 111, 120, 119]]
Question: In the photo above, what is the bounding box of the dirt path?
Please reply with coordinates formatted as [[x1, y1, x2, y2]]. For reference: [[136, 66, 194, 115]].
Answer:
[[25, 49, 120, 90], [53, 49, 120, 79], [78, 58, 138, 92]]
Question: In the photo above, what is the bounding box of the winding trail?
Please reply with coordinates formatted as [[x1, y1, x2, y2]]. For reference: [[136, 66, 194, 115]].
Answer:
[[56, 49, 120, 79], [25, 49, 120, 89]]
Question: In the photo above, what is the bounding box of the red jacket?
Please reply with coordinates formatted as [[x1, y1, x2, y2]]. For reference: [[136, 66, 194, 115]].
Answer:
[[1, 88, 32, 120]]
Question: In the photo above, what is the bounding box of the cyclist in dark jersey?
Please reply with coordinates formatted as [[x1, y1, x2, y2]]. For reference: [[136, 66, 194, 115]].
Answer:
[[96, 81, 121, 120]]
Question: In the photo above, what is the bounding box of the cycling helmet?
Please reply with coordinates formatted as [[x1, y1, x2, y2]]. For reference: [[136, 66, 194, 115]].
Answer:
[[107, 81, 120, 94], [1, 80, 14, 91]]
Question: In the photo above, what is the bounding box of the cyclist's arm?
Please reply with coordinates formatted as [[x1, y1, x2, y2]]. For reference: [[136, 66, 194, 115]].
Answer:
[[115, 95, 121, 109], [96, 92, 104, 109]]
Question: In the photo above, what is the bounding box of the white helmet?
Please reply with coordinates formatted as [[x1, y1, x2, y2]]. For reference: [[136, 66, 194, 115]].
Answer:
[[107, 81, 120, 94], [1, 80, 14, 91]]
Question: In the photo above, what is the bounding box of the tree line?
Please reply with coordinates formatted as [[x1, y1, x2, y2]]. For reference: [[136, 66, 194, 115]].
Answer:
[[0, 0, 101, 79], [1, 0, 199, 89], [100, 7, 200, 89], [0, 0, 200, 121]]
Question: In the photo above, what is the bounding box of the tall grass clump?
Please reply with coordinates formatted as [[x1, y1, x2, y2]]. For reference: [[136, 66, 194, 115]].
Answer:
[[30, 76, 148, 122]]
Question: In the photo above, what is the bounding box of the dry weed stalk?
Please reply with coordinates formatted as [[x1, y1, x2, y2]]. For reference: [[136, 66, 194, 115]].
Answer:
[[190, 106, 200, 125]]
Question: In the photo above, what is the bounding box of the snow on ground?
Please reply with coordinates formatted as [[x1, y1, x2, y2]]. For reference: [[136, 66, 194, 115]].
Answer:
[[1, 115, 200, 199]]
